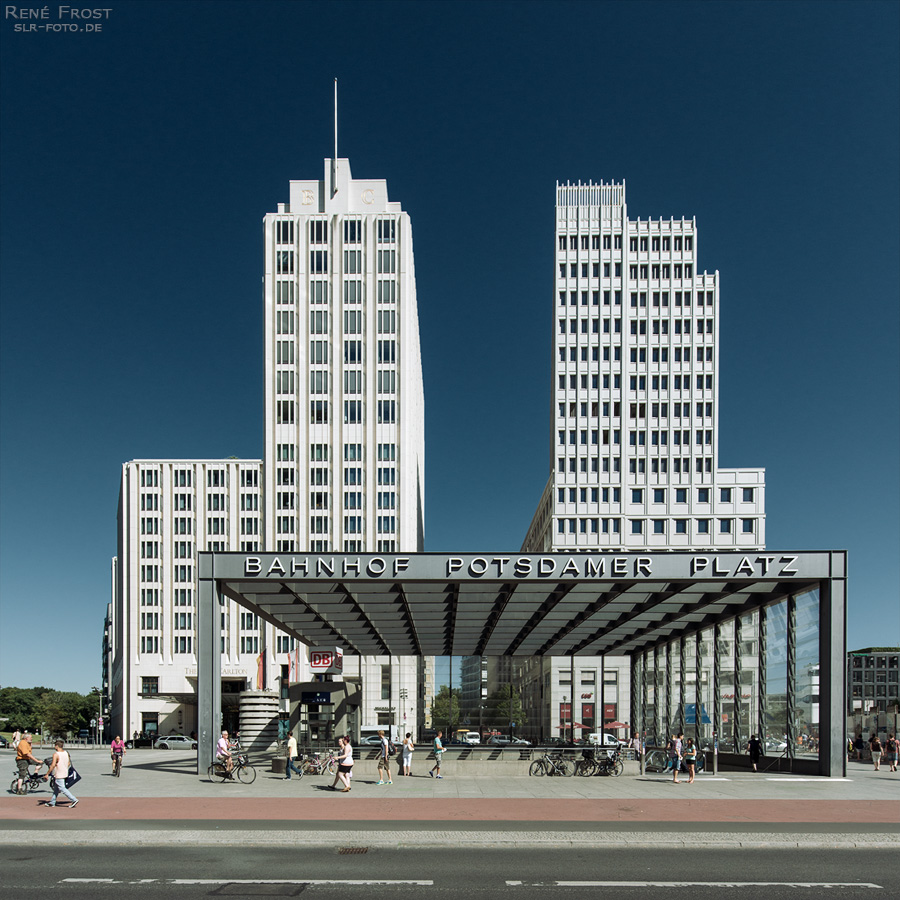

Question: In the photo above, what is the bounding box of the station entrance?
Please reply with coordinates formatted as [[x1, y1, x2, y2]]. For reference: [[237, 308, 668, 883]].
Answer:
[[196, 550, 846, 777]]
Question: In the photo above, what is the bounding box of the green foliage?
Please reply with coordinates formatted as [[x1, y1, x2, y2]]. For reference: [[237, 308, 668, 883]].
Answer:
[[430, 685, 461, 731], [485, 684, 527, 730], [0, 686, 99, 736]]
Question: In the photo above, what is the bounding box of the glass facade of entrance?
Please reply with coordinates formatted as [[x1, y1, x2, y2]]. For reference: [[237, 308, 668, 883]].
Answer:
[[632, 587, 822, 763]]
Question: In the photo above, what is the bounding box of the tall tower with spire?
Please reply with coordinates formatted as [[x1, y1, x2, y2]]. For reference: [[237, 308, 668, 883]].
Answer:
[[262, 157, 425, 555]]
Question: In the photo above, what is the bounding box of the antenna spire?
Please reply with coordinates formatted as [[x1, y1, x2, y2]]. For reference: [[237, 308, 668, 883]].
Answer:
[[332, 78, 338, 197]]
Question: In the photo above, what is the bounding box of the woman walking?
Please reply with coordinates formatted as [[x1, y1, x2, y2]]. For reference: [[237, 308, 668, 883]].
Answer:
[[335, 736, 354, 791], [870, 734, 883, 771], [884, 734, 899, 773], [401, 733, 414, 776], [683, 738, 698, 783], [46, 740, 78, 808]]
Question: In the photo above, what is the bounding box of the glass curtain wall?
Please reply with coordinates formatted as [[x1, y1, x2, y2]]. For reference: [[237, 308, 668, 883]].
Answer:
[[766, 599, 789, 755], [794, 589, 820, 757], [633, 591, 822, 767]]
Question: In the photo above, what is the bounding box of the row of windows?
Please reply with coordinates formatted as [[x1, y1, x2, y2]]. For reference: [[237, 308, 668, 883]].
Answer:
[[277, 400, 399, 426], [560, 290, 714, 307], [140, 468, 235, 489], [557, 234, 693, 253], [558, 317, 714, 336], [556, 455, 716, 475], [556, 517, 756, 535], [558, 401, 714, 420], [558, 428, 715, 446], [558, 373, 714, 392], [276, 279, 399, 308], [556, 487, 755, 505], [276, 442, 396, 463], [560, 262, 698, 281]]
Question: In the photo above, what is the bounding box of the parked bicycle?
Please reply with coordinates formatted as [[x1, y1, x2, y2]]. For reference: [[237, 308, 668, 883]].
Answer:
[[529, 752, 573, 777], [208, 752, 257, 784], [300, 751, 339, 776]]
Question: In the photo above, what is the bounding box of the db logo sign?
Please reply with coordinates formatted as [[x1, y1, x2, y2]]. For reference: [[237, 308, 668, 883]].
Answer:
[[310, 648, 343, 674]]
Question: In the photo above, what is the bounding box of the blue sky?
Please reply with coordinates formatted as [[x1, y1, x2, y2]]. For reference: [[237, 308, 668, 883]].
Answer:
[[1, 0, 897, 693]]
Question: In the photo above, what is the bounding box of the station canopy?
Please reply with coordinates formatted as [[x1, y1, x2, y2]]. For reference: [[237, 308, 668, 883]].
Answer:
[[199, 550, 843, 657]]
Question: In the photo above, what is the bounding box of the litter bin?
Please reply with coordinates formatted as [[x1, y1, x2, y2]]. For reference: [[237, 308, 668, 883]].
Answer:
[[271, 758, 286, 775]]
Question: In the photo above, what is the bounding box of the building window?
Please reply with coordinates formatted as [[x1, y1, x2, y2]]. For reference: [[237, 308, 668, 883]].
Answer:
[[742, 519, 755, 534], [697, 519, 710, 534], [743, 488, 755, 502], [141, 677, 159, 696]]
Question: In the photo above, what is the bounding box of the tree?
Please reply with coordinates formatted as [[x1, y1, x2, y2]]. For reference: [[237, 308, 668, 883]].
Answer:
[[485, 684, 527, 734], [430, 686, 461, 733]]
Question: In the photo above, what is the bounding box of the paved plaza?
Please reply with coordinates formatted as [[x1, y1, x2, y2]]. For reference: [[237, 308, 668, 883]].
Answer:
[[2, 748, 897, 848]]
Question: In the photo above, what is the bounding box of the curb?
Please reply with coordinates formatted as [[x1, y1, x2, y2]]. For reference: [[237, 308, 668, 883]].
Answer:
[[1, 830, 897, 849]]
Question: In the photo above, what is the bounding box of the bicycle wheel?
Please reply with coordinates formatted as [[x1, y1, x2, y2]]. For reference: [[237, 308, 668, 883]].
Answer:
[[114, 758, 121, 777], [528, 760, 545, 776], [208, 763, 229, 783], [237, 764, 257, 784], [577, 759, 595, 776], [10, 778, 19, 794], [27, 777, 42, 793], [325, 759, 337, 776], [300, 760, 317, 776], [610, 759, 624, 777], [558, 759, 573, 777]]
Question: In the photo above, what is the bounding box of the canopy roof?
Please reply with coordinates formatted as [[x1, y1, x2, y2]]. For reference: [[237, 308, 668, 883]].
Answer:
[[200, 550, 843, 657]]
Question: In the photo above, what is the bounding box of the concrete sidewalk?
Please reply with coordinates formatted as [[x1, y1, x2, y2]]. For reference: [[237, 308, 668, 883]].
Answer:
[[2, 749, 897, 848]]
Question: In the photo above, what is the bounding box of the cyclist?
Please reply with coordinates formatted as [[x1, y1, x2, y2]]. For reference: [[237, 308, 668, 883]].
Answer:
[[216, 730, 233, 777], [110, 735, 126, 775]]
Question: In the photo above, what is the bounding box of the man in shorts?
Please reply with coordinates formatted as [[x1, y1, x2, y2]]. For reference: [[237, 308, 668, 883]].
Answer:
[[429, 730, 444, 778], [216, 730, 233, 777], [15, 731, 42, 794]]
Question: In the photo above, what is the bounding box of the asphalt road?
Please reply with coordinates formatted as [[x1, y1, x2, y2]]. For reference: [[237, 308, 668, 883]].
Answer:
[[1, 846, 896, 899]]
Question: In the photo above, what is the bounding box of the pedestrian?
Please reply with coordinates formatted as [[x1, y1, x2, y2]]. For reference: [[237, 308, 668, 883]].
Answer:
[[15, 731, 43, 795], [401, 732, 414, 776], [45, 740, 78, 808], [672, 732, 684, 783], [12, 729, 21, 751], [683, 738, 698, 783], [376, 730, 393, 785], [664, 734, 677, 778], [284, 731, 303, 781], [429, 730, 444, 778], [747, 734, 763, 772], [853, 734, 864, 761], [335, 736, 354, 791], [870, 734, 883, 771], [884, 734, 899, 773]]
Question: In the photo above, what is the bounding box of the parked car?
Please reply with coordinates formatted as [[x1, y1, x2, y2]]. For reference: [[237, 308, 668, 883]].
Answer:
[[487, 736, 511, 746], [510, 737, 532, 746], [360, 735, 386, 746], [153, 734, 198, 750], [0, 735, 9, 749]]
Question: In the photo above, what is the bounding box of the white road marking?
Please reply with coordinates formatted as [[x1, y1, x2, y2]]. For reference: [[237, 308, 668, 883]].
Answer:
[[507, 881, 882, 889], [63, 878, 433, 886]]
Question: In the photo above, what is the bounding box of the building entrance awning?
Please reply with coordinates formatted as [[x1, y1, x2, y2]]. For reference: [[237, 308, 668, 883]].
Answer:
[[199, 550, 842, 658], [195, 549, 846, 779]]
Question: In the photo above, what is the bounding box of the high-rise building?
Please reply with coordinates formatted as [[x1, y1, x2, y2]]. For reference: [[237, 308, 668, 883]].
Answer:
[[262, 157, 426, 738], [262, 157, 424, 555], [110, 459, 264, 738], [516, 179, 767, 741], [108, 156, 427, 742], [523, 180, 765, 553]]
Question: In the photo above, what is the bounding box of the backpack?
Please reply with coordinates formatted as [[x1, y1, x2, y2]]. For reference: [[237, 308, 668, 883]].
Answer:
[[387, 739, 397, 755]]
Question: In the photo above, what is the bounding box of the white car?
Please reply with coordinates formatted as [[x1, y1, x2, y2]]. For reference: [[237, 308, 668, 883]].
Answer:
[[154, 734, 198, 750]]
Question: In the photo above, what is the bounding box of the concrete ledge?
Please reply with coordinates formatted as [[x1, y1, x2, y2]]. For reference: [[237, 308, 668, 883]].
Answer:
[[1, 829, 896, 849]]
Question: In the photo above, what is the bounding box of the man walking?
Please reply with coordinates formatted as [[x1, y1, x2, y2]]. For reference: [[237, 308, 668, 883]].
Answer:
[[284, 731, 303, 780], [429, 730, 444, 779], [376, 730, 393, 784], [15, 731, 42, 794]]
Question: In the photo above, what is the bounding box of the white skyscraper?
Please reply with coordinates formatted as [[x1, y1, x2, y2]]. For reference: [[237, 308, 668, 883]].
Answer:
[[516, 179, 766, 742], [262, 157, 425, 555], [109, 155, 427, 743], [523, 179, 765, 553], [261, 157, 426, 738]]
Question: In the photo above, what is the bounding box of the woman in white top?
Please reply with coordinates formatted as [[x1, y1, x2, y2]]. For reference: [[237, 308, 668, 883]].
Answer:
[[336, 737, 354, 791], [46, 740, 78, 808], [401, 733, 414, 776]]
